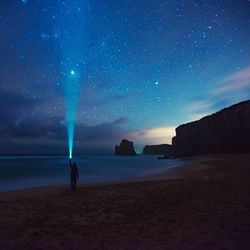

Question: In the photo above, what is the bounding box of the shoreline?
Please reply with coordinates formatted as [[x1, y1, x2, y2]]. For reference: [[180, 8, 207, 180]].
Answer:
[[0, 154, 188, 193], [0, 156, 191, 193], [0, 154, 229, 196], [1, 153, 250, 249], [0, 153, 232, 199]]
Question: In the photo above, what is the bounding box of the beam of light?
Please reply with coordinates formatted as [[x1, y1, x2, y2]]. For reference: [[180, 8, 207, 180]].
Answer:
[[53, 1, 89, 158], [66, 70, 80, 159]]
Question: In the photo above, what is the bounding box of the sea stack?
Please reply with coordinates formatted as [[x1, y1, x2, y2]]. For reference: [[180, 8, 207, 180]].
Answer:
[[115, 139, 136, 156]]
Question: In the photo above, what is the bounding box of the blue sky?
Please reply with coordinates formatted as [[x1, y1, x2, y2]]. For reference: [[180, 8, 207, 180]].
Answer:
[[0, 0, 250, 154]]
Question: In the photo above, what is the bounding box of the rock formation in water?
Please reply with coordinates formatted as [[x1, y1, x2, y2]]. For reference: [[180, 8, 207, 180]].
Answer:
[[172, 100, 250, 156], [143, 144, 173, 155], [115, 139, 136, 156]]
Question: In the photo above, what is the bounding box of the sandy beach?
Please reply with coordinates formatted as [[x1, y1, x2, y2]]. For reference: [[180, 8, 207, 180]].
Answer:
[[1, 153, 250, 250]]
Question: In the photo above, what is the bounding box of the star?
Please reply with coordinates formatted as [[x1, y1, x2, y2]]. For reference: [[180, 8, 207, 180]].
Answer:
[[40, 32, 49, 39], [1, 0, 249, 155]]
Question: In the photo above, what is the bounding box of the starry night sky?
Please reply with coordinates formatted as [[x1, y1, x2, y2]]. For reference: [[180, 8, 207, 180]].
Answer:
[[0, 0, 250, 154]]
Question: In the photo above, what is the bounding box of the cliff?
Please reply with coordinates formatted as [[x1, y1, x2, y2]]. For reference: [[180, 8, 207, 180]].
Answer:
[[143, 144, 173, 155], [172, 100, 250, 156], [115, 139, 136, 156]]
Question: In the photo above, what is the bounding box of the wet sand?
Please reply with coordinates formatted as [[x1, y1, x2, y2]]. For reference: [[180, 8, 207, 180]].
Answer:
[[0, 153, 250, 250]]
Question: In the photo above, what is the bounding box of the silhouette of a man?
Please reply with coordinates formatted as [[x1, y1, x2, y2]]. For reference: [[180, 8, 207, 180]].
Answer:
[[69, 159, 79, 191]]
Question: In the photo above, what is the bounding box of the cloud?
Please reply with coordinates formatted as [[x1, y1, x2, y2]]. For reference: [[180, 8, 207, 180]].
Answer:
[[76, 118, 131, 141], [0, 86, 135, 153], [0, 87, 43, 126], [213, 66, 250, 95], [0, 99, 133, 153], [185, 66, 250, 121], [139, 127, 176, 139], [1, 114, 130, 141], [0, 88, 176, 152], [135, 126, 175, 145], [0, 88, 39, 107]]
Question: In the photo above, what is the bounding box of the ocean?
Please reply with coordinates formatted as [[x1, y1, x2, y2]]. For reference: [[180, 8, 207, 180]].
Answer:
[[0, 154, 186, 191]]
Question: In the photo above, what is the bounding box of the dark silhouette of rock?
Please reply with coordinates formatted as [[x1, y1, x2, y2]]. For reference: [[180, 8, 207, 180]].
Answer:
[[172, 100, 250, 156], [115, 139, 136, 156], [143, 144, 173, 155]]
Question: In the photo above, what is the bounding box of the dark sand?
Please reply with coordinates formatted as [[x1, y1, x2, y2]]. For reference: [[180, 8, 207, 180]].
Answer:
[[1, 154, 250, 250]]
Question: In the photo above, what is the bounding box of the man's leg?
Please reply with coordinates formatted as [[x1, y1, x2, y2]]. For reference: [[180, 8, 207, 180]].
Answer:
[[73, 179, 76, 191], [71, 178, 74, 191]]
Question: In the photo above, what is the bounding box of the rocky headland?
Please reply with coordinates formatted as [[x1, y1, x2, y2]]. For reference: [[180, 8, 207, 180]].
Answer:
[[143, 144, 173, 155], [172, 100, 250, 156]]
